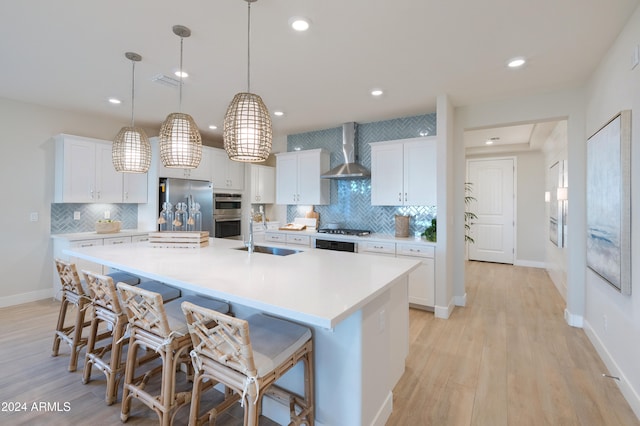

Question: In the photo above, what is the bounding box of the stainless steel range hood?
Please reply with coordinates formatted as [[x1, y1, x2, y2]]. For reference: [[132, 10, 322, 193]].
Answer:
[[320, 122, 370, 179]]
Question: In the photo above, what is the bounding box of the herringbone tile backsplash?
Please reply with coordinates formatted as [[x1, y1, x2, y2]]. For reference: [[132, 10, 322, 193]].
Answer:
[[51, 203, 138, 234], [287, 113, 437, 236]]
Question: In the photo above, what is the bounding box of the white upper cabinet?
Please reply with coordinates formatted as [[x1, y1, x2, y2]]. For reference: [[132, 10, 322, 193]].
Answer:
[[275, 149, 330, 205], [54, 134, 123, 203], [370, 137, 436, 206], [123, 172, 148, 203], [211, 148, 245, 190], [249, 164, 275, 204], [157, 144, 211, 181]]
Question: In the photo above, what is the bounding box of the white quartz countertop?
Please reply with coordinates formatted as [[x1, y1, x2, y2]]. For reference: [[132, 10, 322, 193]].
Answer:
[[64, 238, 420, 330], [267, 229, 436, 246], [51, 230, 150, 241]]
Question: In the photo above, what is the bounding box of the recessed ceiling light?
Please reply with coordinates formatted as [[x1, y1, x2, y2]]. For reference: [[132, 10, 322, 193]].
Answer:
[[208, 125, 218, 130], [174, 70, 188, 78], [108, 98, 122, 104], [507, 57, 526, 68], [371, 89, 383, 97], [274, 111, 284, 117], [289, 17, 311, 31]]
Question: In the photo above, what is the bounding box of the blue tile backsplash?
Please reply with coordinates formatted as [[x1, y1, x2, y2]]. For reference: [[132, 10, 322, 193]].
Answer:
[[51, 203, 138, 234], [287, 113, 437, 236]]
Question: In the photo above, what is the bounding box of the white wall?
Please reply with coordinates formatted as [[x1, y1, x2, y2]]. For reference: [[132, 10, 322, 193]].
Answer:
[[582, 5, 640, 418], [0, 98, 130, 306], [542, 121, 569, 299]]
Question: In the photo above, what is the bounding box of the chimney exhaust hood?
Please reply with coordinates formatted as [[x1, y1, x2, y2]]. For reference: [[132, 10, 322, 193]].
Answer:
[[320, 122, 370, 179]]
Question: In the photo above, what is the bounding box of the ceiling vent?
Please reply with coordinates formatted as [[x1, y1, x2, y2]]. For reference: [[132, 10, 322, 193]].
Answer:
[[151, 73, 180, 88]]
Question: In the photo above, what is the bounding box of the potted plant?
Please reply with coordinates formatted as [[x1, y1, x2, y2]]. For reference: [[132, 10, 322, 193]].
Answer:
[[465, 182, 477, 244], [421, 217, 436, 242]]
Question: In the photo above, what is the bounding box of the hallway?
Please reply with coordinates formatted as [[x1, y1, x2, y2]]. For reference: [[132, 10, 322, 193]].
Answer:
[[387, 261, 639, 425]]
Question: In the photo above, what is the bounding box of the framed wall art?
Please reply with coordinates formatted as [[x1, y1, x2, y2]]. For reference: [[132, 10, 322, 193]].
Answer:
[[586, 110, 631, 295]]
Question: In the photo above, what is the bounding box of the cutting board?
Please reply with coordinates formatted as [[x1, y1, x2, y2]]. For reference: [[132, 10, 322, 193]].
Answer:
[[305, 206, 320, 225]]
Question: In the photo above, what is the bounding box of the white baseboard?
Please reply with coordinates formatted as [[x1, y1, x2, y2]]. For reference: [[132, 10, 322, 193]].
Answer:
[[435, 297, 456, 319], [370, 391, 393, 426], [564, 308, 584, 328], [0, 288, 53, 308], [454, 292, 467, 307], [583, 319, 640, 421], [514, 259, 546, 268]]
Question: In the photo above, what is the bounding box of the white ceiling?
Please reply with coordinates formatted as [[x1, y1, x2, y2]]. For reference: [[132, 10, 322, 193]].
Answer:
[[1, 0, 638, 144]]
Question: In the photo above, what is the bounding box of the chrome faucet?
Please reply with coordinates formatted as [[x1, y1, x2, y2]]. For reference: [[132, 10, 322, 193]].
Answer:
[[245, 213, 254, 254]]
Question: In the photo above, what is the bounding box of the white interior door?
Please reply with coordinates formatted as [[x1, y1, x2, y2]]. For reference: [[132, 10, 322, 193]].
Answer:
[[467, 158, 515, 264]]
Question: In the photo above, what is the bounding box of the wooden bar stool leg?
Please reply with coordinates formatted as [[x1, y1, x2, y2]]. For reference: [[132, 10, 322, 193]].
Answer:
[[120, 336, 138, 422], [51, 298, 69, 357], [68, 302, 88, 372], [82, 314, 100, 385]]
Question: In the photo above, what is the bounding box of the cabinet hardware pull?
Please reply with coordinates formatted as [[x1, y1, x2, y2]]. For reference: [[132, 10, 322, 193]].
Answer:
[[405, 193, 408, 202], [398, 192, 402, 202]]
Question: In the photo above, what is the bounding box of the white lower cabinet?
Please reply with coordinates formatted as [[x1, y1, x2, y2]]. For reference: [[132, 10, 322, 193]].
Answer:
[[359, 241, 396, 257], [286, 234, 310, 246], [52, 233, 146, 300], [397, 243, 435, 309]]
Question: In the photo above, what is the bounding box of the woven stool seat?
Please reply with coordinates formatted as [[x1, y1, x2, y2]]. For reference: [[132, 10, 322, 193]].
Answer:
[[136, 280, 181, 303], [182, 302, 314, 426], [117, 283, 229, 425]]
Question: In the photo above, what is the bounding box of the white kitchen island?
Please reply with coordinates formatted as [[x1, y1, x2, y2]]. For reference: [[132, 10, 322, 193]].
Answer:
[[64, 237, 420, 426]]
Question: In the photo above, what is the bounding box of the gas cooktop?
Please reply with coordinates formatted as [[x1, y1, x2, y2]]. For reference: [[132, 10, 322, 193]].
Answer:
[[317, 228, 371, 236]]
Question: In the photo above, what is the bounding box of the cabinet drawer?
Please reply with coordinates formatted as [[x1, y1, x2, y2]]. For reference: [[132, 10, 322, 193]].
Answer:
[[265, 232, 286, 243], [70, 239, 103, 249], [286, 234, 310, 246], [132, 234, 149, 243], [360, 241, 396, 255], [103, 236, 132, 245], [397, 244, 434, 258]]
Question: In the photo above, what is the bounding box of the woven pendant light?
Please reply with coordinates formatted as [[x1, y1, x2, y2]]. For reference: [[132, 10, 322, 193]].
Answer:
[[112, 52, 151, 173], [223, 0, 272, 163], [159, 25, 202, 169]]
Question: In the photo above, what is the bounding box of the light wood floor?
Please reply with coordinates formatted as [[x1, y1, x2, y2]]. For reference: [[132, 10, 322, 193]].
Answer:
[[387, 261, 639, 426], [0, 262, 638, 425]]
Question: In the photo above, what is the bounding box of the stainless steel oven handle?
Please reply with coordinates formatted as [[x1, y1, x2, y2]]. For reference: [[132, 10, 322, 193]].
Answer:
[[214, 217, 241, 222]]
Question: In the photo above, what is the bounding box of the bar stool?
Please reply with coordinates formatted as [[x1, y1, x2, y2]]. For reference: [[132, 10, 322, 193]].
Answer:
[[52, 259, 139, 372], [81, 271, 161, 405], [117, 283, 230, 426], [181, 301, 314, 426]]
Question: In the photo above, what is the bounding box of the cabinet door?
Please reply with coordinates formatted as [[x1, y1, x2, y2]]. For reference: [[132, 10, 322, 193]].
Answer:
[[259, 166, 275, 204], [69, 239, 105, 275], [226, 159, 245, 190], [371, 143, 404, 205], [404, 138, 436, 206], [402, 257, 435, 308], [95, 143, 123, 203], [61, 137, 96, 202], [250, 165, 275, 203], [276, 154, 298, 204], [123, 172, 148, 203], [211, 148, 230, 188], [188, 147, 212, 181], [297, 150, 330, 205]]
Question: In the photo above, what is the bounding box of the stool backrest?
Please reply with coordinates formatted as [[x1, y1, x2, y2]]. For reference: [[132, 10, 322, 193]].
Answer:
[[82, 271, 123, 315], [181, 301, 258, 377], [54, 258, 86, 297], [117, 282, 172, 337]]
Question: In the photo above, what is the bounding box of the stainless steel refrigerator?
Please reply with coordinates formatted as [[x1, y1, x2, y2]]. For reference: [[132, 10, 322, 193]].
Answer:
[[158, 178, 213, 235]]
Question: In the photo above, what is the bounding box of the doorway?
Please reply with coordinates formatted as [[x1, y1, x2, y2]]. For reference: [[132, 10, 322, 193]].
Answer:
[[466, 157, 516, 264]]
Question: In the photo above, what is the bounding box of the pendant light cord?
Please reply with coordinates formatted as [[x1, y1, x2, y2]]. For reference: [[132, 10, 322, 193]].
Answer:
[[179, 36, 184, 112], [247, 1, 251, 93], [130, 60, 136, 127]]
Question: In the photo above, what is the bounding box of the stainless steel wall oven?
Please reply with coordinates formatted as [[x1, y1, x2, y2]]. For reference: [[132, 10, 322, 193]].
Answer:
[[214, 193, 242, 239]]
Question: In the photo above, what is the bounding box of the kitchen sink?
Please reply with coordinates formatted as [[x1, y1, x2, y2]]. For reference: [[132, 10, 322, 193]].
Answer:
[[235, 245, 301, 256]]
